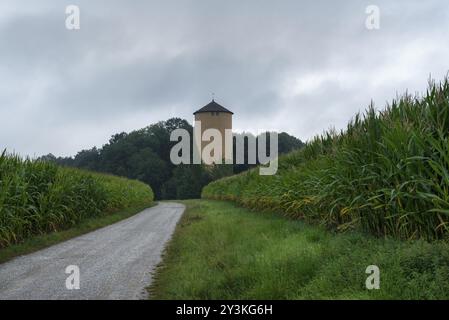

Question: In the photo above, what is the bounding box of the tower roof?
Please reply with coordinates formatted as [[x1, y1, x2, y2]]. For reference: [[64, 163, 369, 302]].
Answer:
[[193, 100, 234, 115]]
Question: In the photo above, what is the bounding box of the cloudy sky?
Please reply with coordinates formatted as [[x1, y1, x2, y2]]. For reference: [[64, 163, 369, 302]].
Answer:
[[1, 0, 448, 157]]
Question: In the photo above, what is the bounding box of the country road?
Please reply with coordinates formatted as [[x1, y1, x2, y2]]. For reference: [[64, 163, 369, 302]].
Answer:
[[0, 202, 184, 300]]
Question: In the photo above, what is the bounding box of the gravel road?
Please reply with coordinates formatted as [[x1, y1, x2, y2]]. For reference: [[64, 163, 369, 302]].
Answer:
[[0, 202, 184, 300]]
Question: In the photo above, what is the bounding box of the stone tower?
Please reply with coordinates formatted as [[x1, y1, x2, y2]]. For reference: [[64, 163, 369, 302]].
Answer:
[[193, 99, 233, 163]]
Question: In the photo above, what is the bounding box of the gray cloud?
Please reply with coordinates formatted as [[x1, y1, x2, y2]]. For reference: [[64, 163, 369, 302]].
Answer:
[[1, 0, 449, 156]]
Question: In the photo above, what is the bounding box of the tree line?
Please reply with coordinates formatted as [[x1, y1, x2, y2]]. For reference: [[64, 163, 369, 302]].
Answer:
[[41, 118, 304, 199]]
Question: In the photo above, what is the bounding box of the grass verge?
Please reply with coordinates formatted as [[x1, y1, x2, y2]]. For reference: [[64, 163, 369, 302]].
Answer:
[[0, 201, 156, 264], [149, 200, 449, 300]]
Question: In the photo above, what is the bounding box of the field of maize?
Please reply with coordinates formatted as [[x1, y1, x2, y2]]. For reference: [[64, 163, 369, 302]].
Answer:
[[0, 152, 154, 248], [203, 78, 449, 240]]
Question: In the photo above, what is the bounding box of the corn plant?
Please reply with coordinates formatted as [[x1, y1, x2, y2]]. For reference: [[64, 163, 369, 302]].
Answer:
[[0, 151, 154, 248], [203, 77, 449, 240]]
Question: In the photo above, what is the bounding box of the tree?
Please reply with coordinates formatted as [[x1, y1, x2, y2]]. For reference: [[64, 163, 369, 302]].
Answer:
[[163, 164, 212, 200], [278, 132, 304, 154], [46, 118, 303, 200], [72, 147, 100, 171], [127, 148, 169, 198]]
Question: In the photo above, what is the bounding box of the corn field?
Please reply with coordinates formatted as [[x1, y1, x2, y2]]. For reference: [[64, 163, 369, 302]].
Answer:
[[203, 78, 449, 240], [0, 152, 154, 248]]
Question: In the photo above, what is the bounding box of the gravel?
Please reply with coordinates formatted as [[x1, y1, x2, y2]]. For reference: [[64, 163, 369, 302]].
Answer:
[[0, 202, 184, 300]]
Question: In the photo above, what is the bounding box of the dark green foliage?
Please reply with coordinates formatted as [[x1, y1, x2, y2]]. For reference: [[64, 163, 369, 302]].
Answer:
[[48, 118, 192, 199], [45, 118, 304, 199], [162, 165, 212, 200], [278, 132, 305, 154], [232, 132, 304, 174], [203, 78, 449, 240]]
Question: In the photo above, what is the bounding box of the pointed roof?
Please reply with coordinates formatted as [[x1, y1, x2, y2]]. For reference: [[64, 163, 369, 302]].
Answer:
[[193, 100, 234, 115]]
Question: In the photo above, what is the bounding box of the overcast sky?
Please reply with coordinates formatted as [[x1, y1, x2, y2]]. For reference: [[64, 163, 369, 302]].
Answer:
[[1, 0, 448, 157]]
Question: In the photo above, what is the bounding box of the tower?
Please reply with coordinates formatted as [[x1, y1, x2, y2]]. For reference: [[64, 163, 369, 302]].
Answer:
[[193, 99, 233, 163]]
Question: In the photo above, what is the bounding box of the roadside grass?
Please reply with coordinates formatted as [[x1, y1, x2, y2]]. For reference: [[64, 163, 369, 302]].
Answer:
[[149, 200, 449, 300], [0, 201, 155, 264]]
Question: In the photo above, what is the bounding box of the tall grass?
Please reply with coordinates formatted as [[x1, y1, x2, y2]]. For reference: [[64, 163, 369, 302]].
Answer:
[[203, 78, 449, 240], [0, 151, 154, 247]]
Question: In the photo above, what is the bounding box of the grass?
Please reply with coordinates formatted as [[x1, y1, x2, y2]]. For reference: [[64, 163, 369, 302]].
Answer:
[[0, 201, 155, 264], [0, 151, 154, 248], [149, 200, 449, 300], [203, 77, 449, 240]]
